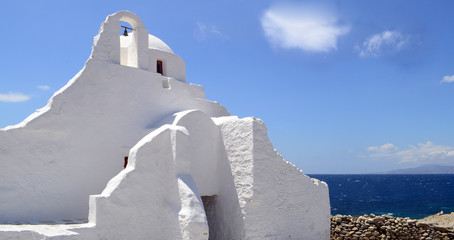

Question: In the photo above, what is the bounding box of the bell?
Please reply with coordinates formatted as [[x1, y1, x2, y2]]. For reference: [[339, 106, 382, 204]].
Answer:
[[123, 28, 128, 36]]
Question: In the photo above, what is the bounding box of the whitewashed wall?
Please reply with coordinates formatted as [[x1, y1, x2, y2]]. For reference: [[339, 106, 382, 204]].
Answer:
[[0, 11, 228, 224]]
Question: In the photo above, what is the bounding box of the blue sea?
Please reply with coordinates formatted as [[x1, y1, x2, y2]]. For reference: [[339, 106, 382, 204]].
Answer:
[[308, 174, 454, 219]]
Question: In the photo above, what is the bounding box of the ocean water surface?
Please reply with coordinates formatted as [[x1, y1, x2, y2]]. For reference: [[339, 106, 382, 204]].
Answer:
[[308, 174, 454, 219]]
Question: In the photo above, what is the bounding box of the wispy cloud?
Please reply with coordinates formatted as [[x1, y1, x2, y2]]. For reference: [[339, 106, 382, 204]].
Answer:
[[193, 22, 228, 42], [367, 143, 398, 152], [37, 85, 50, 90], [441, 75, 454, 83], [367, 142, 454, 165], [261, 3, 350, 53], [355, 31, 410, 57], [0, 92, 31, 102]]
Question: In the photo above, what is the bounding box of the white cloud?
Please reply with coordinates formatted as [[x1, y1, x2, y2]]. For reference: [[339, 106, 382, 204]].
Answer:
[[209, 26, 227, 39], [367, 143, 398, 152], [0, 92, 31, 102], [441, 75, 454, 83], [367, 141, 454, 165], [193, 22, 228, 42], [356, 31, 410, 57], [193, 22, 207, 41], [261, 3, 350, 52], [37, 85, 50, 90]]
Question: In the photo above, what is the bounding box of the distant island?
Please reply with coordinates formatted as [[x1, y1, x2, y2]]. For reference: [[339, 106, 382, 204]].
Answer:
[[378, 164, 454, 174]]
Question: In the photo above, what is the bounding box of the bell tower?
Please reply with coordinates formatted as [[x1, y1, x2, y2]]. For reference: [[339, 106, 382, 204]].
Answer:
[[90, 11, 150, 71]]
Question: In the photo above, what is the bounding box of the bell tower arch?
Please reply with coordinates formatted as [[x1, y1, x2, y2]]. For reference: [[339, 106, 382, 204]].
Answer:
[[90, 11, 150, 70]]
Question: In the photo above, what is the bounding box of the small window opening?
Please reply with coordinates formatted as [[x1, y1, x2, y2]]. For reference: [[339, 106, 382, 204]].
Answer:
[[201, 195, 217, 240], [124, 156, 128, 169], [157, 60, 163, 75]]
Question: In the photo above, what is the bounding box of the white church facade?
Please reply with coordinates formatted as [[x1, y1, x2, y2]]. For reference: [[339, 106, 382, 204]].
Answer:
[[0, 11, 330, 240]]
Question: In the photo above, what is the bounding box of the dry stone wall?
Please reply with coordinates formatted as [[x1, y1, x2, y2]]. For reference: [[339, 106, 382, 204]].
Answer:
[[331, 214, 454, 240]]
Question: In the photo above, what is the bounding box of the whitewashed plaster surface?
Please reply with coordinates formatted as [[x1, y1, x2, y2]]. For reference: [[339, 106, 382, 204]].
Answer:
[[0, 11, 330, 240]]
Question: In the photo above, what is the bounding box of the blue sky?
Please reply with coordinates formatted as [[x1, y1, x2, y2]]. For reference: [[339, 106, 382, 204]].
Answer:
[[1, 1, 454, 173]]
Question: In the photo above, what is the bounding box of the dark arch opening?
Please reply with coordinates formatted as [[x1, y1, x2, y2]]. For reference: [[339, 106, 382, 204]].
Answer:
[[201, 195, 217, 240]]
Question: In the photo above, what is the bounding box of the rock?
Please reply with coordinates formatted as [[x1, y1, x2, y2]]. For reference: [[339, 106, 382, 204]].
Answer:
[[417, 222, 431, 228], [433, 226, 448, 233], [330, 214, 454, 240]]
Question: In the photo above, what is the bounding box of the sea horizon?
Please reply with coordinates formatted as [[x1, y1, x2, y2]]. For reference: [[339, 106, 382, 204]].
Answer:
[[308, 174, 454, 219]]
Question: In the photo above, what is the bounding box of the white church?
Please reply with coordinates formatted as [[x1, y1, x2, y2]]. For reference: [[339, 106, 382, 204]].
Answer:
[[0, 11, 330, 240]]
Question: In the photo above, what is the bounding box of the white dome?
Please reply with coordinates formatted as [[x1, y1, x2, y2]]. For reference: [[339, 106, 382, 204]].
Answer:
[[148, 34, 173, 53], [120, 33, 174, 54]]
